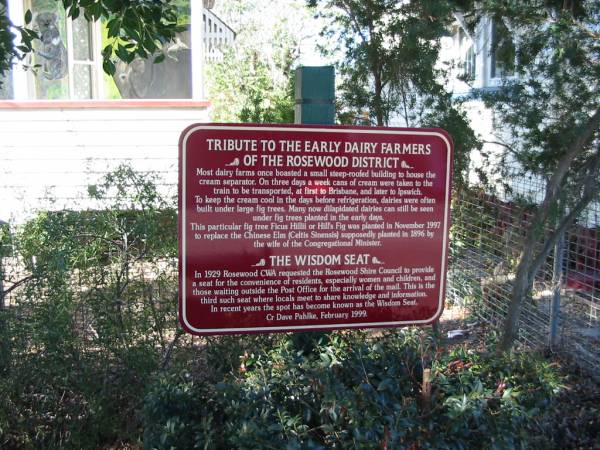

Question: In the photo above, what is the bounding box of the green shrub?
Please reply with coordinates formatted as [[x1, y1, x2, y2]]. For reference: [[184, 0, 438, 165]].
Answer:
[[0, 165, 566, 449], [142, 330, 563, 449], [143, 373, 220, 450], [0, 165, 179, 448]]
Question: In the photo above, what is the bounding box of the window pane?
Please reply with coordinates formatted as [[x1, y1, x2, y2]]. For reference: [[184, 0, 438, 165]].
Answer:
[[73, 17, 93, 61], [30, 0, 69, 99], [464, 46, 476, 80], [459, 29, 476, 81], [1, 1, 14, 99], [0, 71, 14, 99], [491, 21, 515, 79], [73, 64, 92, 99]]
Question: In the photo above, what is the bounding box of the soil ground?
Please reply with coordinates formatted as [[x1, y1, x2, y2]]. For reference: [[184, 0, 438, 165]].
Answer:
[[438, 306, 600, 450]]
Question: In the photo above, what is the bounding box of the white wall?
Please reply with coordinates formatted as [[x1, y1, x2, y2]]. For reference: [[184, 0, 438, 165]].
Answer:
[[0, 104, 210, 223]]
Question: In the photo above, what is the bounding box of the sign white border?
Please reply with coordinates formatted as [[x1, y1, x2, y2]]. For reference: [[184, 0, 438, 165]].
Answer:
[[180, 125, 453, 334]]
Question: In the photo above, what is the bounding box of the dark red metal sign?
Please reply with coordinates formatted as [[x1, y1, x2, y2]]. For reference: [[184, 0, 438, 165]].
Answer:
[[179, 124, 453, 335]]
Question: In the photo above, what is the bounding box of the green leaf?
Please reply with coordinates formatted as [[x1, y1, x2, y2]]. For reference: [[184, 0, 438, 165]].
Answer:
[[24, 9, 32, 25], [107, 18, 122, 38], [123, 26, 140, 42], [69, 6, 80, 20], [116, 45, 129, 62], [103, 58, 116, 76], [143, 37, 157, 53], [153, 53, 165, 64], [102, 44, 113, 57]]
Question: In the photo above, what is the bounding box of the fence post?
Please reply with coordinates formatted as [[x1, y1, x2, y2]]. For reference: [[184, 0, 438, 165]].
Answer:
[[294, 66, 335, 125], [0, 220, 6, 313], [291, 66, 335, 351], [549, 229, 565, 348], [0, 258, 4, 313]]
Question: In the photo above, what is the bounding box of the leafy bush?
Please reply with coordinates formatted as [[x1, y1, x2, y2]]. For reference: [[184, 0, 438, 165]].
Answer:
[[0, 165, 566, 449], [0, 165, 179, 448], [143, 330, 563, 449], [143, 373, 220, 450]]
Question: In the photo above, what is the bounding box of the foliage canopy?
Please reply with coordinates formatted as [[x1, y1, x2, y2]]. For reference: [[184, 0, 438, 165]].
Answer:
[[308, 0, 480, 183], [206, 0, 317, 123]]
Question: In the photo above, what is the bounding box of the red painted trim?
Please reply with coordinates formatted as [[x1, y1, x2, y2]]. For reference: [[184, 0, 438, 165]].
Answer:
[[0, 99, 211, 109]]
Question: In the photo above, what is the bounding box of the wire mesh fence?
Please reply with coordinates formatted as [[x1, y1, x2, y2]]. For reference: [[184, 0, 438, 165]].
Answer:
[[448, 171, 600, 371], [2, 152, 599, 372]]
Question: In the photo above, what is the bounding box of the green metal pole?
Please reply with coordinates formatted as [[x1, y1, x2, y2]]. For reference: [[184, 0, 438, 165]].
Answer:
[[291, 66, 335, 352], [294, 66, 335, 125]]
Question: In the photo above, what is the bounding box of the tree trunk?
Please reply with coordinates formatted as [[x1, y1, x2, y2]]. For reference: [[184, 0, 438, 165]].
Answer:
[[499, 247, 534, 351], [499, 110, 600, 352], [373, 69, 384, 126], [0, 266, 4, 312]]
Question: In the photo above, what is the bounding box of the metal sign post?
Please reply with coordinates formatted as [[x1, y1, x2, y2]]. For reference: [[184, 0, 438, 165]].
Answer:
[[294, 66, 335, 125]]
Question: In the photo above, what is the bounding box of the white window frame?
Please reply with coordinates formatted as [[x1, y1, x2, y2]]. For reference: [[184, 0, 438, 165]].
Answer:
[[458, 28, 476, 82], [190, 0, 204, 100], [8, 0, 28, 100], [486, 17, 517, 87], [7, 0, 208, 101], [65, 14, 105, 99], [9, 0, 103, 100], [452, 13, 488, 90]]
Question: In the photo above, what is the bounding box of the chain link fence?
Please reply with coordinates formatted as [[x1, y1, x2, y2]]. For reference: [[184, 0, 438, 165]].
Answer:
[[2, 148, 599, 372], [448, 171, 600, 371]]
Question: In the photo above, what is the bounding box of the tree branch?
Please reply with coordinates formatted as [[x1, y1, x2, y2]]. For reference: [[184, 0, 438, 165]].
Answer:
[[400, 83, 411, 127], [521, 107, 600, 257], [527, 144, 600, 281], [2, 275, 34, 297], [544, 107, 600, 204], [337, 1, 368, 44], [574, 21, 600, 41], [161, 329, 184, 370], [482, 139, 519, 156]]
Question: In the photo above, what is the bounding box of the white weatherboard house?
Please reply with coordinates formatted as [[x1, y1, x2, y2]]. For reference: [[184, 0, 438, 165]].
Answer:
[[0, 0, 234, 223], [442, 15, 520, 190]]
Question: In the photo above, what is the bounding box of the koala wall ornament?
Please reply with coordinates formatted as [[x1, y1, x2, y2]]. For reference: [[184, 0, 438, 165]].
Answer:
[[34, 12, 68, 80]]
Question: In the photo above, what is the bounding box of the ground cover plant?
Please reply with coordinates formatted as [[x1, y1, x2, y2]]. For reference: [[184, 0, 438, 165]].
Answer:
[[143, 329, 565, 450]]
